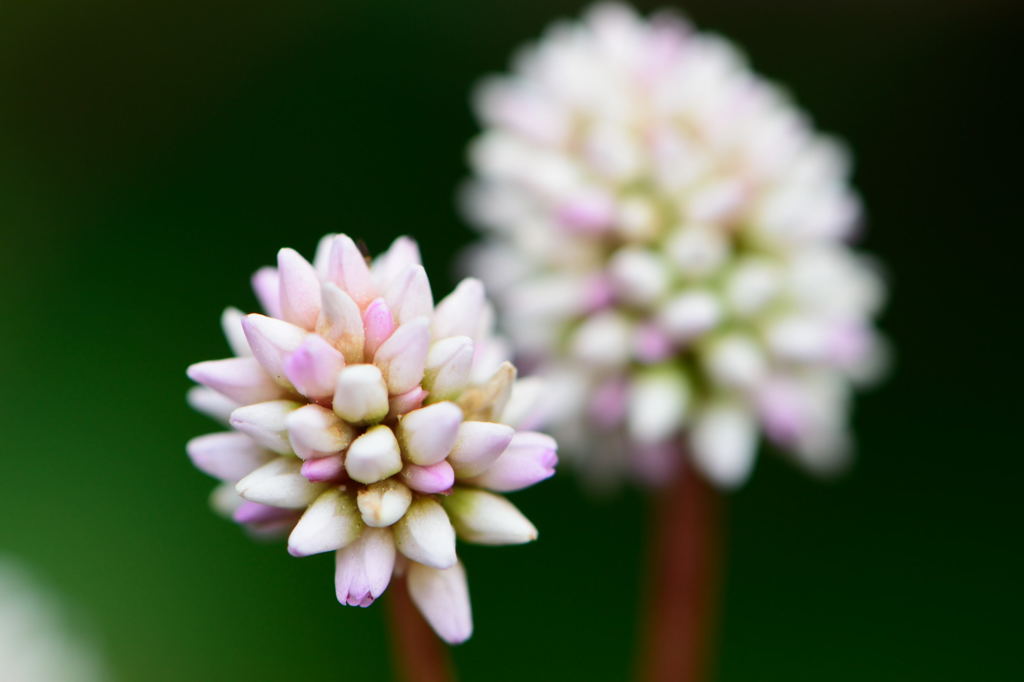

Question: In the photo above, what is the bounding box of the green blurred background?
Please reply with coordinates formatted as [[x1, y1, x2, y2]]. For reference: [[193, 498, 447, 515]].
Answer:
[[0, 0, 1018, 680]]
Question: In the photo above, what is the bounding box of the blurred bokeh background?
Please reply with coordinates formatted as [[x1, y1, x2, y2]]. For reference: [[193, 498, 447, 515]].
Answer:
[[0, 0, 1019, 680]]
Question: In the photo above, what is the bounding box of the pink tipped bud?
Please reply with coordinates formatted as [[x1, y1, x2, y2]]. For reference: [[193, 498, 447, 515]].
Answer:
[[242, 314, 307, 386], [335, 527, 396, 608], [467, 432, 557, 492], [447, 421, 515, 478], [283, 334, 346, 401], [251, 266, 282, 318], [186, 432, 274, 483], [300, 455, 346, 483], [362, 298, 396, 359], [401, 460, 456, 494], [187, 357, 283, 405]]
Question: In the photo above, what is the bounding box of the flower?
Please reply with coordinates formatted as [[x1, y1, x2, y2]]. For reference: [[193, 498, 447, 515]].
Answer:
[[462, 3, 886, 488], [187, 234, 557, 644], [0, 558, 107, 682]]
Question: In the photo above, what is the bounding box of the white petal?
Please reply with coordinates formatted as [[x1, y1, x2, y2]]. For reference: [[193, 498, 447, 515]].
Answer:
[[383, 265, 433, 325], [285, 404, 354, 460], [277, 247, 322, 330], [333, 364, 390, 424], [657, 290, 721, 343], [357, 479, 413, 528], [288, 488, 363, 557], [326, 234, 376, 308], [373, 318, 429, 395], [397, 401, 463, 466], [235, 457, 327, 508], [446, 421, 515, 478], [187, 357, 284, 404], [690, 402, 758, 489], [407, 562, 472, 645], [221, 307, 251, 356], [627, 367, 690, 444], [317, 283, 365, 363], [186, 386, 238, 424], [432, 278, 486, 340], [423, 337, 474, 402], [187, 432, 274, 482], [394, 498, 457, 569], [442, 488, 537, 545], [229, 400, 302, 454], [344, 425, 402, 484]]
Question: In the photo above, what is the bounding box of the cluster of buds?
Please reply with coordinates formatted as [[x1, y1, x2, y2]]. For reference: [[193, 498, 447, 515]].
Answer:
[[186, 234, 556, 643], [464, 3, 886, 487]]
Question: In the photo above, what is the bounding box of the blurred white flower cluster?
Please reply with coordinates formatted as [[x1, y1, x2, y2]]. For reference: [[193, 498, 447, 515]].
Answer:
[[464, 3, 886, 488], [0, 559, 106, 682], [187, 234, 556, 643]]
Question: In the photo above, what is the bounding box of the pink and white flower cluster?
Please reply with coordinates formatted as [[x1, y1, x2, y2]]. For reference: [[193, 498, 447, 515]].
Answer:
[[186, 234, 556, 643], [464, 3, 886, 488]]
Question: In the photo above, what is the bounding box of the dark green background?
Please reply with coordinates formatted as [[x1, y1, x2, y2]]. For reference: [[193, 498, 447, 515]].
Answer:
[[0, 1, 1018, 680]]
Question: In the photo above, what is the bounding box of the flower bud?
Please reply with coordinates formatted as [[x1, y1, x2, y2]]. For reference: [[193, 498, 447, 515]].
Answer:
[[288, 488, 362, 557], [442, 489, 537, 545], [357, 479, 412, 528], [344, 425, 402, 485], [394, 498, 457, 569], [333, 364, 389, 424]]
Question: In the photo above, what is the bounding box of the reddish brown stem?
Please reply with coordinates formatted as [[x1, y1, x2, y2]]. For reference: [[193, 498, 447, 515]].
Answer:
[[387, 579, 455, 682], [640, 461, 724, 682]]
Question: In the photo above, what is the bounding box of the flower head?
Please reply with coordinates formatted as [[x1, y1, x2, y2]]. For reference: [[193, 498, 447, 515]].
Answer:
[[463, 3, 886, 488], [187, 234, 556, 643]]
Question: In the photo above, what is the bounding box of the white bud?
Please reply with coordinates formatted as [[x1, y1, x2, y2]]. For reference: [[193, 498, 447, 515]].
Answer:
[[394, 498, 457, 569], [627, 367, 690, 444], [442, 488, 537, 545], [344, 425, 402, 485], [423, 337, 474, 402], [397, 401, 463, 466], [229, 400, 301, 455], [657, 290, 721, 342], [357, 479, 413, 528], [333, 364, 389, 424], [235, 457, 327, 509], [288, 488, 363, 557], [608, 247, 671, 305]]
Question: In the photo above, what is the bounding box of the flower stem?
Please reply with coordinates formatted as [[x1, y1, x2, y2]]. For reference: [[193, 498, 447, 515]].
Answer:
[[387, 578, 455, 682], [640, 461, 724, 682]]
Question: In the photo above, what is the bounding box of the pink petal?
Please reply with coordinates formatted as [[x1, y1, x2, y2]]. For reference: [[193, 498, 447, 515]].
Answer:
[[373, 318, 430, 395], [383, 265, 433, 326], [335, 527, 396, 607], [187, 357, 284, 404], [187, 432, 274, 482], [401, 460, 456, 494], [447, 421, 515, 478], [327, 234, 376, 308], [242, 314, 307, 386], [251, 267, 282, 318], [277, 247, 322, 330], [406, 562, 472, 645], [467, 431, 557, 492], [362, 298, 396, 359], [283, 334, 345, 401], [233, 501, 296, 525], [300, 455, 347, 482]]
